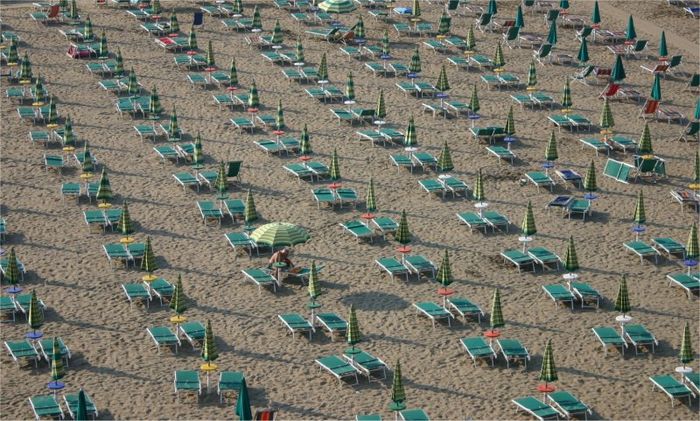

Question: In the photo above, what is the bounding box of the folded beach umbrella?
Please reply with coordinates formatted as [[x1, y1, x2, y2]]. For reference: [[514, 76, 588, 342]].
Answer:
[[19, 52, 32, 82], [98, 30, 108, 59], [438, 11, 451, 35], [637, 122, 653, 155], [395, 210, 411, 245], [437, 250, 453, 288], [693, 151, 700, 188], [319, 0, 356, 13], [169, 12, 179, 34], [49, 337, 65, 384], [560, 79, 572, 110], [614, 275, 631, 316], [232, 0, 243, 15], [381, 30, 390, 57], [695, 98, 700, 121], [527, 60, 537, 89], [76, 390, 88, 421], [83, 15, 93, 41], [679, 322, 695, 368], [244, 189, 257, 224], [115, 48, 124, 76], [366, 178, 376, 212], [46, 96, 58, 127], [236, 377, 252, 421], [215, 161, 228, 197], [118, 201, 134, 240], [411, 0, 421, 17], [6, 38, 18, 65], [465, 25, 476, 51], [490, 288, 504, 330], [583, 160, 597, 193], [346, 305, 361, 354], [375, 90, 386, 119], [632, 190, 645, 226], [658, 31, 668, 58], [577, 37, 589, 64], [547, 18, 558, 46], [271, 19, 283, 45], [96, 168, 112, 206], [169, 107, 179, 138], [388, 360, 406, 412], [307, 261, 321, 304], [127, 67, 139, 95], [68, 0, 79, 20], [521, 201, 537, 237], [248, 81, 259, 108], [564, 236, 579, 273], [151, 0, 162, 15], [140, 236, 158, 279], [354, 16, 365, 39], [493, 41, 505, 69], [250, 223, 310, 247], [27, 290, 44, 334], [329, 148, 341, 180], [206, 40, 215, 68], [276, 99, 284, 130], [229, 59, 238, 86], [469, 85, 480, 114], [687, 223, 699, 260], [599, 97, 614, 131], [625, 15, 636, 41], [487, 0, 497, 16], [4, 248, 20, 287], [473, 169, 485, 203], [295, 37, 304, 64], [650, 73, 661, 101], [611, 55, 626, 82], [504, 105, 515, 136], [539, 339, 558, 386], [188, 26, 197, 50], [404, 115, 416, 146], [192, 133, 203, 166], [149, 86, 162, 119], [317, 53, 329, 82], [436, 65, 450, 92], [591, 0, 601, 26], [345, 71, 355, 101], [559, 0, 569, 11], [409, 47, 421, 75], [515, 5, 524, 28], [62, 116, 75, 148], [81, 141, 94, 175], [33, 76, 45, 106], [300, 124, 312, 155], [170, 275, 187, 315], [252, 6, 262, 30], [201, 320, 218, 363], [545, 131, 558, 162], [437, 141, 453, 172]]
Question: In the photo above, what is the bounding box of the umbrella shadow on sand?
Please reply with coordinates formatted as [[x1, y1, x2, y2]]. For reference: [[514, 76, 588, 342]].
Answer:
[[340, 291, 409, 311]]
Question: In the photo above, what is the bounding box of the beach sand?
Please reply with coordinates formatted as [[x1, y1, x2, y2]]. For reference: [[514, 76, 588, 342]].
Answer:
[[1, 1, 698, 419]]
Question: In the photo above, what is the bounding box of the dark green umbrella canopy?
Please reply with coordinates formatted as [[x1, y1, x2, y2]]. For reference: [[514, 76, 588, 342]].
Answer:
[[62, 116, 75, 148], [583, 160, 597, 192], [215, 161, 228, 196], [99, 30, 108, 58], [188, 26, 197, 50], [271, 19, 283, 45], [192, 133, 203, 166], [295, 37, 305, 63], [81, 141, 94, 174], [409, 47, 421, 74], [695, 98, 700, 121], [545, 131, 558, 162], [83, 15, 93, 40], [438, 11, 451, 35], [366, 178, 377, 212], [493, 41, 505, 69], [381, 30, 390, 56], [96, 168, 112, 205], [118, 201, 134, 236], [395, 210, 411, 245], [515, 5, 524, 28], [521, 201, 537, 236], [436, 65, 450, 92], [244, 189, 257, 223], [345, 71, 355, 101], [346, 304, 361, 349], [650, 73, 662, 101], [170, 274, 187, 314], [487, 0, 497, 15], [201, 319, 218, 363], [473, 169, 485, 202], [693, 151, 700, 188], [169, 107, 179, 138], [229, 59, 238, 86], [127, 67, 139, 95], [437, 141, 454, 172], [633, 190, 646, 225], [658, 31, 668, 58], [4, 248, 20, 285], [28, 290, 44, 332], [300, 124, 312, 155], [614, 275, 631, 315], [547, 18, 558, 46], [276, 99, 285, 130], [490, 288, 504, 329], [679, 322, 695, 366], [469, 84, 480, 114], [33, 76, 46, 106], [561, 79, 572, 109], [232, 0, 243, 15], [169, 12, 179, 34], [68, 0, 79, 19], [115, 48, 124, 76], [329, 148, 341, 180], [389, 360, 406, 411], [564, 236, 579, 272], [625, 15, 636, 41], [638, 122, 653, 155], [317, 53, 329, 82], [404, 115, 417, 146], [411, 0, 421, 17], [687, 223, 699, 260], [465, 25, 476, 51], [149, 86, 162, 119], [504, 105, 515, 136], [591, 0, 601, 25], [151, 0, 161, 15], [539, 339, 558, 384], [559, 0, 569, 10], [527, 60, 537, 88], [436, 250, 453, 287], [577, 37, 589, 63], [50, 337, 65, 382], [248, 81, 259, 108], [252, 5, 262, 30], [19, 52, 32, 82], [599, 97, 614, 130], [76, 389, 88, 421], [307, 261, 321, 303], [611, 55, 626, 82], [46, 96, 58, 126], [140, 236, 158, 274], [206, 40, 215, 67], [236, 377, 252, 421], [375, 90, 386, 119], [354, 16, 365, 39]]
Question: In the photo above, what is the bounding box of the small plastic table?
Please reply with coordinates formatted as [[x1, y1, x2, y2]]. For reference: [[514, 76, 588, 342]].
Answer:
[[6, 286, 23, 294], [537, 384, 556, 393], [468, 113, 480, 128], [120, 236, 135, 244], [361, 213, 375, 221], [328, 182, 342, 190], [47, 381, 65, 397], [26, 331, 43, 341]]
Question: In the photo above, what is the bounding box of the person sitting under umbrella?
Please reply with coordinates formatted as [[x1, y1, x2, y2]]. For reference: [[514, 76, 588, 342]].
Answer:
[[269, 248, 294, 286]]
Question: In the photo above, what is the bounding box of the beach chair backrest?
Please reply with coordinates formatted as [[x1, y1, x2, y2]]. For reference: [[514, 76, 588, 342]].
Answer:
[[579, 26, 592, 38], [48, 5, 60, 18], [255, 410, 276, 421], [447, 0, 459, 11], [668, 55, 682, 68], [546, 9, 559, 22], [505, 26, 519, 40], [478, 13, 492, 25], [689, 73, 700, 88], [193, 12, 204, 27], [634, 39, 648, 51], [523, 0, 535, 6], [538, 43, 552, 58], [227, 161, 242, 178], [642, 100, 659, 114]]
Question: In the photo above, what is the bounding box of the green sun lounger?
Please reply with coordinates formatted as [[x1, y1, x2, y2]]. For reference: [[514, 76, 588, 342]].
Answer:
[[223, 199, 245, 221], [371, 217, 398, 238], [28, 395, 64, 420], [603, 158, 634, 184], [153, 145, 179, 163], [651, 237, 685, 258], [279, 313, 314, 339], [174, 370, 201, 402], [649, 375, 695, 407], [684, 373, 700, 395], [225, 232, 258, 256], [173, 172, 201, 192], [197, 201, 223, 225], [404, 255, 437, 279], [178, 321, 206, 349], [313, 188, 336, 208], [342, 220, 375, 242], [1, 296, 17, 322], [217, 371, 244, 404], [61, 182, 80, 202], [501, 250, 535, 272], [419, 179, 445, 197], [122, 283, 151, 308], [592, 326, 627, 356], [357, 415, 382, 421], [5, 340, 39, 367], [147, 326, 180, 353], [666, 273, 700, 298], [316, 313, 347, 339], [316, 355, 360, 385], [542, 284, 575, 310], [497, 338, 530, 368], [568, 281, 601, 308], [579, 137, 611, 156], [414, 302, 453, 328], [64, 391, 98, 419], [448, 56, 471, 69], [623, 324, 658, 354], [609, 135, 637, 153], [482, 210, 510, 233], [399, 408, 430, 421], [623, 240, 660, 264], [546, 391, 591, 419], [335, 188, 359, 208], [343, 349, 387, 381], [512, 397, 560, 420], [14, 294, 45, 316], [460, 337, 497, 366], [525, 171, 554, 191], [242, 268, 277, 294], [449, 298, 484, 323], [38, 337, 70, 365], [147, 278, 174, 305], [528, 247, 561, 270], [375, 257, 410, 281], [457, 212, 489, 232], [565, 199, 592, 221], [487, 146, 516, 164], [390, 154, 415, 172]]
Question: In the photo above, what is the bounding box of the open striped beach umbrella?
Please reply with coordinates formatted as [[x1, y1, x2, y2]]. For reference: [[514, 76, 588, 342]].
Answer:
[[577, 37, 589, 64], [625, 15, 636, 41], [127, 68, 139, 95], [437, 250, 453, 287], [633, 190, 645, 225], [515, 5, 524, 28], [561, 79, 572, 109], [149, 86, 162, 119], [490, 288, 504, 330], [329, 148, 341, 180], [169, 107, 179, 138], [232, 0, 243, 15], [614, 275, 631, 315], [638, 122, 653, 155], [650, 73, 662, 101], [583, 160, 597, 193], [115, 48, 124, 76], [98, 30, 108, 59], [411, 0, 421, 17], [50, 337, 65, 383], [4, 248, 20, 287], [188, 26, 197, 50], [565, 236, 579, 273], [295, 37, 304, 64], [487, 0, 497, 16], [527, 60, 537, 88], [250, 223, 310, 247], [140, 236, 158, 276], [201, 320, 218, 363], [248, 81, 259, 108], [547, 18, 558, 46], [404, 115, 416, 146], [252, 6, 262, 30], [611, 55, 626, 82], [354, 16, 365, 39], [317, 53, 329, 82], [436, 65, 450, 92], [680, 322, 695, 367], [192, 133, 203, 166], [96, 168, 112, 205], [437, 141, 454, 172], [319, 0, 356, 13], [366, 178, 376, 212], [206, 40, 215, 68], [409, 47, 421, 74], [473, 169, 485, 203], [591, 0, 601, 25], [76, 390, 88, 421], [345, 72, 355, 101], [465, 25, 476, 51], [215, 161, 228, 197], [658, 31, 668, 58], [276, 99, 285, 130], [68, 0, 79, 19], [395, 210, 411, 245], [599, 97, 614, 130], [244, 189, 257, 223], [687, 223, 699, 260], [236, 377, 252, 421], [504, 105, 515, 136], [539, 339, 558, 385], [46, 96, 58, 126], [169, 12, 179, 34], [81, 141, 94, 175], [300, 124, 312, 155], [381, 30, 390, 57], [28, 290, 44, 333], [375, 90, 386, 119], [469, 85, 480, 114], [307, 261, 321, 303], [388, 360, 406, 412], [229, 59, 238, 86], [118, 202, 134, 238], [545, 131, 558, 162], [438, 11, 451, 35], [62, 116, 75, 148], [271, 19, 283, 45], [346, 305, 361, 353], [83, 15, 93, 41], [33, 76, 45, 106], [521, 201, 537, 237], [19, 52, 32, 82], [170, 275, 187, 315], [493, 41, 505, 69]]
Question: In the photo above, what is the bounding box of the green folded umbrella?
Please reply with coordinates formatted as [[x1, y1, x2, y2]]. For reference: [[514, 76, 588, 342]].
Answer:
[[490, 288, 504, 329], [232, 0, 243, 15], [62, 116, 75, 148], [98, 30, 108, 59], [638, 122, 653, 155], [388, 359, 406, 412], [96, 168, 112, 205], [19, 52, 32, 82], [436, 250, 452, 287], [346, 304, 361, 353], [345, 71, 355, 101], [437, 141, 453, 172], [169, 12, 179, 34], [81, 141, 94, 175], [465, 25, 476, 51], [547, 19, 558, 46], [559, 0, 569, 10], [469, 84, 480, 114], [317, 52, 329, 82], [354, 16, 365, 39], [527, 60, 537, 88], [140, 236, 158, 276], [564, 236, 579, 272], [329, 148, 341, 180], [244, 189, 257, 224], [252, 5, 262, 30], [201, 319, 218, 363], [679, 322, 695, 367], [127, 67, 139, 95], [493, 41, 505, 69], [215, 161, 228, 197], [436, 64, 450, 92], [381, 30, 390, 57], [4, 248, 20, 287], [625, 15, 636, 41], [409, 47, 421, 74], [169, 107, 179, 138], [504, 105, 515, 136], [192, 133, 203, 166], [46, 96, 58, 126], [611, 55, 626, 82], [375, 90, 386, 119], [658, 31, 668, 58], [487, 0, 497, 15], [307, 261, 321, 303], [614, 275, 631, 316], [411, 0, 421, 17], [583, 160, 597, 193], [366, 177, 376, 212], [591, 0, 601, 25], [599, 97, 614, 130], [83, 15, 93, 40], [521, 201, 537, 236], [545, 130, 558, 162], [561, 79, 572, 109], [236, 377, 252, 421], [692, 151, 699, 187], [149, 86, 162, 119], [438, 11, 451, 35], [515, 5, 524, 28], [633, 190, 645, 226], [694, 98, 700, 121], [170, 274, 187, 315], [188, 26, 197, 50], [248, 81, 259, 108], [687, 223, 699, 260], [33, 76, 45, 106], [539, 339, 558, 385], [206, 40, 215, 68], [151, 0, 161, 15], [229, 59, 238, 86], [300, 124, 312, 155], [76, 390, 88, 421], [404, 115, 416, 146], [276, 99, 285, 130], [650, 73, 661, 101], [295, 37, 304, 64], [49, 337, 65, 383], [473, 169, 485, 202], [577, 37, 589, 64], [118, 201, 134, 238], [271, 19, 283, 45], [395, 210, 411, 245], [115, 48, 124, 76], [27, 290, 44, 333], [68, 0, 79, 19]]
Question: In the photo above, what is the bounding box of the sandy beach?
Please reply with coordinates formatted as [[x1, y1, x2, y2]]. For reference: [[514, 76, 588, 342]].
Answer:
[[1, 0, 699, 419]]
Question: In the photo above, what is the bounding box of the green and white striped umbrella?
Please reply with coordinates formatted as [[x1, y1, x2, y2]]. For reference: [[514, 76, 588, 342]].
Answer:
[[395, 210, 411, 245], [149, 86, 162, 119], [317, 53, 329, 82], [170, 274, 187, 315], [469, 85, 480, 114], [473, 169, 485, 202], [599, 97, 614, 130], [50, 337, 65, 382], [33, 76, 45, 106], [436, 250, 453, 287], [229, 59, 238, 86], [68, 0, 79, 19], [62, 116, 75, 148], [354, 16, 365, 39], [115, 48, 124, 76], [236, 377, 252, 421], [19, 52, 32, 82], [404, 115, 416, 146], [411, 0, 421, 16], [366, 177, 376, 212], [96, 168, 112, 205], [151, 0, 162, 15], [490, 288, 504, 329], [81, 141, 94, 174], [169, 12, 179, 34], [232, 0, 242, 15], [375, 90, 386, 119], [436, 65, 450, 92], [591, 0, 601, 25], [650, 73, 661, 101], [201, 320, 219, 363], [329, 148, 341, 180], [638, 122, 653, 155], [46, 96, 58, 126], [539, 339, 558, 383], [345, 71, 355, 101], [252, 6, 262, 30], [169, 107, 179, 138], [564, 236, 579, 272], [118, 201, 134, 236], [127, 68, 139, 95], [140, 236, 158, 275], [465, 25, 476, 51], [381, 30, 390, 57], [611, 55, 626, 82], [561, 79, 572, 109], [614, 275, 631, 315], [438, 11, 451, 35], [625, 15, 636, 41], [687, 223, 699, 260], [504, 105, 515, 136], [4, 248, 20, 286], [545, 131, 558, 162], [679, 322, 695, 366], [521, 201, 537, 236], [515, 5, 525, 28], [346, 304, 361, 348], [248, 81, 259, 108], [658, 31, 668, 58], [83, 15, 93, 40], [27, 290, 44, 332], [188, 26, 197, 50], [99, 30, 108, 58], [250, 222, 310, 247], [437, 141, 453, 172], [409, 47, 421, 74], [633, 190, 645, 225], [215, 161, 228, 197], [487, 0, 497, 15], [693, 151, 700, 188], [583, 160, 597, 192], [308, 261, 321, 302], [276, 99, 285, 130], [192, 133, 203, 166], [389, 360, 406, 410], [244, 189, 258, 223], [300, 124, 312, 155], [271, 19, 283, 45], [295, 37, 304, 64], [527, 60, 537, 88], [206, 40, 215, 67], [319, 0, 356, 13], [547, 18, 558, 46], [577, 37, 589, 64], [493, 41, 505, 69]]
